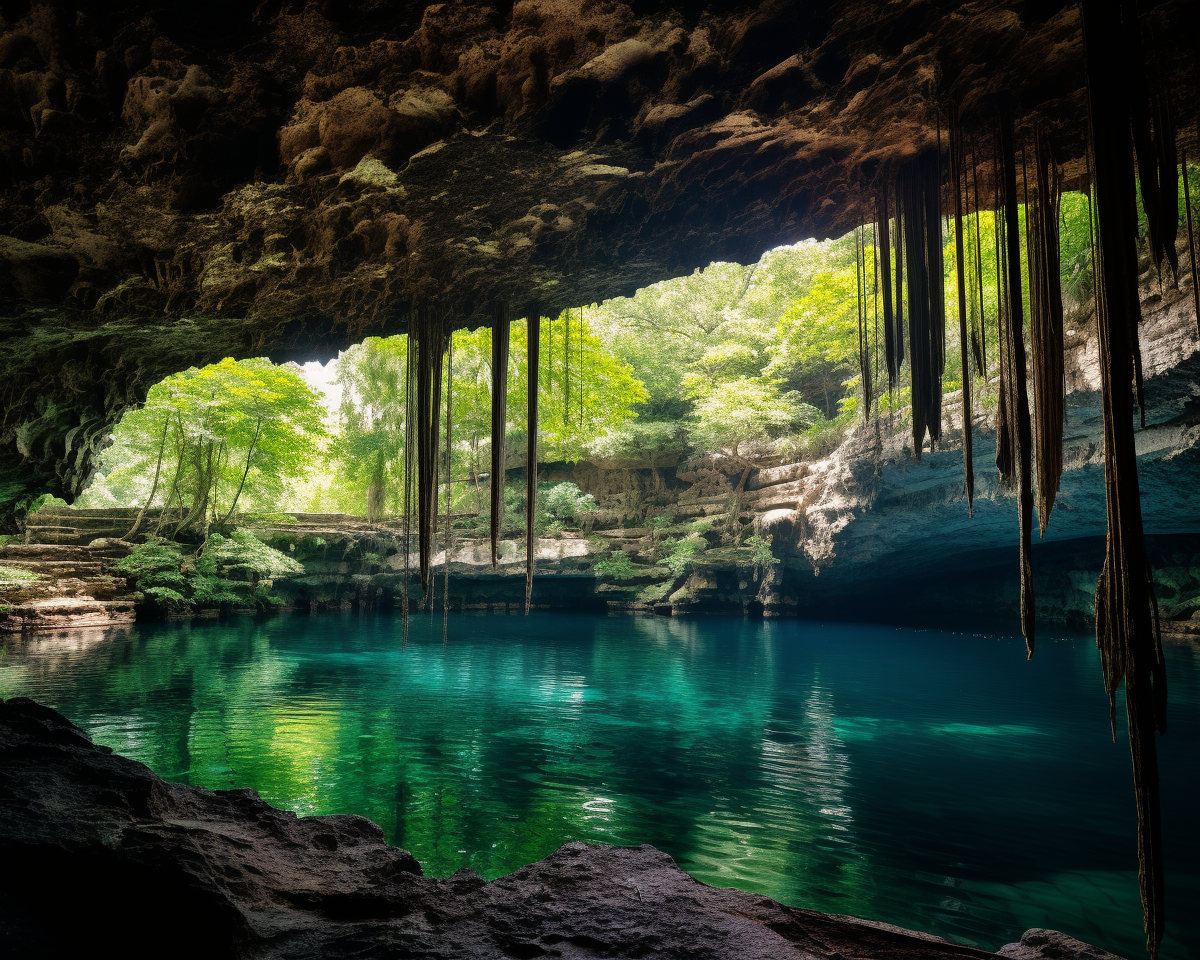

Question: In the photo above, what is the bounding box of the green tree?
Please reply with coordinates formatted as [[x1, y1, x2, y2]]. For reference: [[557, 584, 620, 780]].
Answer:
[[688, 377, 820, 468], [333, 337, 409, 519], [767, 269, 860, 418], [85, 358, 327, 535]]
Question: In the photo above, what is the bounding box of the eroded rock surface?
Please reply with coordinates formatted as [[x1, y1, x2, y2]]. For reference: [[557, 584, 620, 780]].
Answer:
[[1, 1, 1197, 520], [0, 696, 1126, 959]]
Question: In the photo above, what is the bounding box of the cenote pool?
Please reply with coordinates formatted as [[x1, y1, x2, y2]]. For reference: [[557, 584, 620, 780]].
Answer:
[[1, 612, 1196, 957]]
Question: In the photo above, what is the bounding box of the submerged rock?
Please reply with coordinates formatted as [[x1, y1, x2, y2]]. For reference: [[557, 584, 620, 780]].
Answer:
[[0, 696, 1124, 960]]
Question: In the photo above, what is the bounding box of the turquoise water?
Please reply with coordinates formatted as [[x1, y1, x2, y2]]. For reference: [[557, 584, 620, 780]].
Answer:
[[1, 613, 1196, 957]]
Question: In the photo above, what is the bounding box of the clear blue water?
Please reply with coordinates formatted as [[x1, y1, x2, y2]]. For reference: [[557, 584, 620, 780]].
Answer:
[[1, 613, 1196, 957]]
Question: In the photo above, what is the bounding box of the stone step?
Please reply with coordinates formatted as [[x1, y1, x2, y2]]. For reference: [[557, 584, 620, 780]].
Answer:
[[0, 595, 138, 632], [30, 515, 135, 528], [31, 507, 143, 518], [0, 559, 106, 575], [2, 543, 113, 557]]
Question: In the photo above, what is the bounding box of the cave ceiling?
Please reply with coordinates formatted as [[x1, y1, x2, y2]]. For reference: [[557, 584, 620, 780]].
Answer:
[[0, 0, 1196, 511]]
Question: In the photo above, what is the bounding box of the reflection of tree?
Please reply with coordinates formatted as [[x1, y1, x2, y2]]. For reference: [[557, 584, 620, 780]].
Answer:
[[0, 614, 870, 906]]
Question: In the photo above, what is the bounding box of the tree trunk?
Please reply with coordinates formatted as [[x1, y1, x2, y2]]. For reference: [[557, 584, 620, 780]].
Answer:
[[218, 418, 262, 528], [124, 417, 169, 541]]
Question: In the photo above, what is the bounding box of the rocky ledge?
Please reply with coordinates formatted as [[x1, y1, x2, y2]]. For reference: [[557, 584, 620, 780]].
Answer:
[[0, 697, 1125, 960]]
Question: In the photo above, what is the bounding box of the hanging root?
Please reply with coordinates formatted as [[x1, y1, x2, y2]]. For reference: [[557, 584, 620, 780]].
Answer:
[[970, 131, 988, 377], [856, 226, 872, 420], [402, 319, 416, 644], [1083, 3, 1169, 953], [1182, 148, 1200, 337], [526, 305, 540, 615], [414, 306, 446, 599], [949, 105, 974, 517], [443, 330, 453, 648], [490, 300, 510, 568], [894, 182, 905, 373], [1028, 125, 1066, 538], [898, 151, 945, 457], [998, 105, 1035, 656]]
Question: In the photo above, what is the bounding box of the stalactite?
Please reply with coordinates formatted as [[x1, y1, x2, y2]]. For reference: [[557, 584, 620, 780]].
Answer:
[[402, 324, 415, 644], [1124, 0, 1160, 274], [414, 307, 446, 599], [926, 153, 947, 443], [877, 191, 897, 387], [949, 105, 974, 517], [578, 306, 585, 424], [994, 126, 1013, 483], [872, 220, 880, 387], [1183, 148, 1200, 337], [1083, 5, 1169, 954], [1122, 0, 1178, 281], [1152, 90, 1179, 279], [856, 225, 871, 420], [443, 330, 453, 647], [490, 301, 510, 568], [1029, 125, 1065, 538], [894, 184, 906, 371], [562, 305, 571, 429], [525, 306, 540, 615], [899, 152, 944, 456], [998, 106, 1035, 657], [970, 132, 987, 377]]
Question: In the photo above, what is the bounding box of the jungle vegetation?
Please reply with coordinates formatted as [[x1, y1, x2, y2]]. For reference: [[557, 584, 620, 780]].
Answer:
[[77, 176, 1190, 529]]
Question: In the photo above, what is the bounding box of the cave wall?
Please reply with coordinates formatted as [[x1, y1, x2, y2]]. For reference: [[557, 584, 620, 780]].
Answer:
[[1, 0, 1197, 523]]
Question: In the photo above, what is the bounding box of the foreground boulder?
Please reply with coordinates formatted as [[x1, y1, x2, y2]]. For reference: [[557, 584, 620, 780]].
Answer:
[[0, 697, 1119, 960]]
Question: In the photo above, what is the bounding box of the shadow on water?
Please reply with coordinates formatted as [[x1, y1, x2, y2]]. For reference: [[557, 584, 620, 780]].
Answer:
[[1, 611, 1197, 957]]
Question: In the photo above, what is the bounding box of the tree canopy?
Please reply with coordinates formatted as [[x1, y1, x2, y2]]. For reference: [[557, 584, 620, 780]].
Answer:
[[83, 358, 327, 531]]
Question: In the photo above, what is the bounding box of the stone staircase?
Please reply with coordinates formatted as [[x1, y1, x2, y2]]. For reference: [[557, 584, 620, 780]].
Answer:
[[20, 506, 164, 546], [1, 528, 139, 633]]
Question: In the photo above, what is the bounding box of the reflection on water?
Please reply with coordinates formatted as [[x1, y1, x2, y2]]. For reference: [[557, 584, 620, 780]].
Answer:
[[1, 613, 1197, 957]]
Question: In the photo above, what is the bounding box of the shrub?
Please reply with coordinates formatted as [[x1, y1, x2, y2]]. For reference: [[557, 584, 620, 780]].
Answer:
[[543, 482, 597, 522], [203, 530, 304, 578], [593, 550, 637, 580], [744, 534, 780, 577], [115, 542, 183, 579], [116, 530, 300, 614], [666, 537, 704, 578], [649, 513, 672, 533]]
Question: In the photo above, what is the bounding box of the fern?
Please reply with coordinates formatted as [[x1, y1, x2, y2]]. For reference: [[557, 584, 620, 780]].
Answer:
[[142, 586, 187, 606]]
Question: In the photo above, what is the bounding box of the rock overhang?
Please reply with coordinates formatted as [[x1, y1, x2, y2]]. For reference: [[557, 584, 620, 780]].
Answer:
[[0, 0, 1197, 517]]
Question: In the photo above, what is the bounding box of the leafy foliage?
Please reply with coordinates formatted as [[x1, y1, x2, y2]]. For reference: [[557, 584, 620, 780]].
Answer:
[[593, 550, 637, 579], [744, 534, 780, 574], [665, 536, 705, 577], [331, 336, 408, 518], [0, 565, 37, 582], [116, 530, 300, 614], [202, 530, 304, 579], [583, 420, 687, 466], [689, 378, 820, 464], [82, 358, 327, 531], [542, 482, 596, 522]]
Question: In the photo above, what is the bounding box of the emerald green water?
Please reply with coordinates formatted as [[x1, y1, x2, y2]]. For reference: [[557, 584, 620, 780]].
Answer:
[[1, 613, 1196, 957]]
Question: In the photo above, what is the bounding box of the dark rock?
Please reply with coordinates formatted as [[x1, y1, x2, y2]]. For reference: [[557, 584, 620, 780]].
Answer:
[[997, 929, 1128, 960], [1, 1, 1195, 521]]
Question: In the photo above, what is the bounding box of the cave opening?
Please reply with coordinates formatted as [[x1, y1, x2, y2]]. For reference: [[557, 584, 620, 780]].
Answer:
[[2, 2, 1199, 958]]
